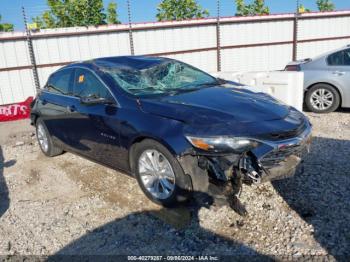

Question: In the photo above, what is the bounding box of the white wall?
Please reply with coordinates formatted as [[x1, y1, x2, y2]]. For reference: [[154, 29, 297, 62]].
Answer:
[[1, 11, 350, 105], [297, 11, 350, 59], [0, 69, 34, 105]]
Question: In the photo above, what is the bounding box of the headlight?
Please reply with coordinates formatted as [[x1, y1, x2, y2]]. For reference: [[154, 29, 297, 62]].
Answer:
[[185, 136, 260, 153]]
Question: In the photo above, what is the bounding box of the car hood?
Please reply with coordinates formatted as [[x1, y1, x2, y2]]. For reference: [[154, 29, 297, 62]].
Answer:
[[140, 86, 289, 123]]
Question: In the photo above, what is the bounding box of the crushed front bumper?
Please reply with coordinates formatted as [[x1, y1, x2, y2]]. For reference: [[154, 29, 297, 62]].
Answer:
[[260, 155, 302, 182], [178, 120, 312, 194], [177, 119, 312, 212], [251, 122, 312, 182]]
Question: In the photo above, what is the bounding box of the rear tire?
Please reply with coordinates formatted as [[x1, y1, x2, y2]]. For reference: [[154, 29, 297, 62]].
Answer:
[[36, 118, 63, 157], [305, 84, 340, 113], [132, 139, 192, 207]]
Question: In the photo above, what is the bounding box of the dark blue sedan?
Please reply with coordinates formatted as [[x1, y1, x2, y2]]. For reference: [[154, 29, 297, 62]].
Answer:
[[31, 56, 312, 207]]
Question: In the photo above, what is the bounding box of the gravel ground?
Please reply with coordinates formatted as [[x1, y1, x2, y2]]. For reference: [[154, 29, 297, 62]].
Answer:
[[0, 111, 349, 259]]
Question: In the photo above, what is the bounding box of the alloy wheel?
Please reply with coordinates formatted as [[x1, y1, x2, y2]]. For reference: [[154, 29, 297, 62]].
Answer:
[[310, 88, 334, 111], [138, 149, 176, 200], [37, 123, 49, 153]]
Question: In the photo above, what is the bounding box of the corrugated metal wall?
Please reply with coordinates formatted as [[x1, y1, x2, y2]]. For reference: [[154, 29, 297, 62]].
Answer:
[[0, 31, 32, 104], [1, 11, 350, 105], [297, 13, 350, 59]]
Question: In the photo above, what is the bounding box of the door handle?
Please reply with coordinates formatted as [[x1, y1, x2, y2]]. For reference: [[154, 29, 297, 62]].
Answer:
[[42, 99, 47, 105], [67, 105, 76, 113], [332, 71, 346, 76]]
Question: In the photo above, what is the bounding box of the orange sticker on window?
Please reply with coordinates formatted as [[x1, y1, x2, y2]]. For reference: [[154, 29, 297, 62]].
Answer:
[[78, 75, 85, 83]]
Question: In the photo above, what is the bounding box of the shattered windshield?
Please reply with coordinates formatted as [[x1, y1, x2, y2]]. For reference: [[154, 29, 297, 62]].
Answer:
[[103, 60, 218, 96]]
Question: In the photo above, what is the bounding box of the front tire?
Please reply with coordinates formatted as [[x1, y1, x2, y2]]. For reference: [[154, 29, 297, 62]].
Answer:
[[36, 118, 63, 157], [305, 84, 340, 113], [132, 139, 192, 206]]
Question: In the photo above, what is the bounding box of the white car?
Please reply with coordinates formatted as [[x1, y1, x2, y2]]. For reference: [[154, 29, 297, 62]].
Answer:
[[285, 45, 350, 113]]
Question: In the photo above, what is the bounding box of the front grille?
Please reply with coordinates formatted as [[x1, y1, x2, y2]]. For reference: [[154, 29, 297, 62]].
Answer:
[[260, 143, 306, 168], [261, 120, 307, 141]]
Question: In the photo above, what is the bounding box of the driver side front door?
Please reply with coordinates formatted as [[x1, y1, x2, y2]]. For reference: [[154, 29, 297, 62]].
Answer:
[[67, 68, 124, 169]]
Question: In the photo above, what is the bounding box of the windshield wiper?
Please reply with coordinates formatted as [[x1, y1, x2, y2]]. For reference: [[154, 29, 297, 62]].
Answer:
[[197, 81, 220, 87]]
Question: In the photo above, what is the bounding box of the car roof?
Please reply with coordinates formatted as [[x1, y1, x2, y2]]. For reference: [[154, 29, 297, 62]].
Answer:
[[287, 45, 350, 66], [64, 55, 172, 71], [313, 45, 350, 61]]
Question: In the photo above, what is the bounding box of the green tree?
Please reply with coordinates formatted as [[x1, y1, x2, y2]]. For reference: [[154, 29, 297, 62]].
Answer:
[[32, 11, 55, 29], [0, 14, 14, 32], [107, 1, 120, 24], [298, 4, 311, 13], [86, 0, 106, 25], [316, 0, 335, 11], [235, 0, 269, 16], [32, 0, 119, 29], [156, 0, 209, 21], [235, 0, 247, 16]]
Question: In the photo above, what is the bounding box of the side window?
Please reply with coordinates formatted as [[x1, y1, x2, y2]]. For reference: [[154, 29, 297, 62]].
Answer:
[[328, 49, 350, 66], [327, 51, 344, 66], [46, 69, 72, 95], [343, 49, 350, 66], [73, 69, 113, 100]]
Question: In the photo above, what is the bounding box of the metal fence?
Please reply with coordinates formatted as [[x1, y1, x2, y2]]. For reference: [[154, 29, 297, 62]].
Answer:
[[1, 9, 350, 105]]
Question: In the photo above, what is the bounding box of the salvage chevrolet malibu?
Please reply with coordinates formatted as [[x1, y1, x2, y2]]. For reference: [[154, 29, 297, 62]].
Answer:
[[30, 56, 312, 207]]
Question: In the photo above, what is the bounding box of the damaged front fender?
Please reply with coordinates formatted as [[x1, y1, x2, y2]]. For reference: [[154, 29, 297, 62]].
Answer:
[[177, 155, 209, 192]]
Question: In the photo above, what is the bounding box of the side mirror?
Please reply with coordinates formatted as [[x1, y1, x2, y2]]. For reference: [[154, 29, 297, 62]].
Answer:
[[80, 96, 114, 105]]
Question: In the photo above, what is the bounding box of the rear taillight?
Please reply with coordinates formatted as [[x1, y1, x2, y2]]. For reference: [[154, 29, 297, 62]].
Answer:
[[284, 65, 301, 71]]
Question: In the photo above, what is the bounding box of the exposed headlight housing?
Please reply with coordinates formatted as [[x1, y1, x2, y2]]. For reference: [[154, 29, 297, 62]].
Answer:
[[185, 136, 260, 153]]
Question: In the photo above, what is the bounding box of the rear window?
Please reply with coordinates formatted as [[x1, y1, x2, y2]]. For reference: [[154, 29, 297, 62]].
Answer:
[[46, 69, 72, 95]]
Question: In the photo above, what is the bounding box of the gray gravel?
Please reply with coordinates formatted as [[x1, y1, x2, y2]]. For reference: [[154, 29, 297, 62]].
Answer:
[[0, 111, 349, 259]]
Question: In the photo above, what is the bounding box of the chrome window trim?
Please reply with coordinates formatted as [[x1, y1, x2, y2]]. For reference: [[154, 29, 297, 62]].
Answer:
[[44, 65, 120, 108], [41, 89, 80, 100]]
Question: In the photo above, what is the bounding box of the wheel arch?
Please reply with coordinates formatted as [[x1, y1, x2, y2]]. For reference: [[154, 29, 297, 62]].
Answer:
[[30, 113, 39, 126], [305, 82, 343, 106], [128, 135, 179, 173]]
